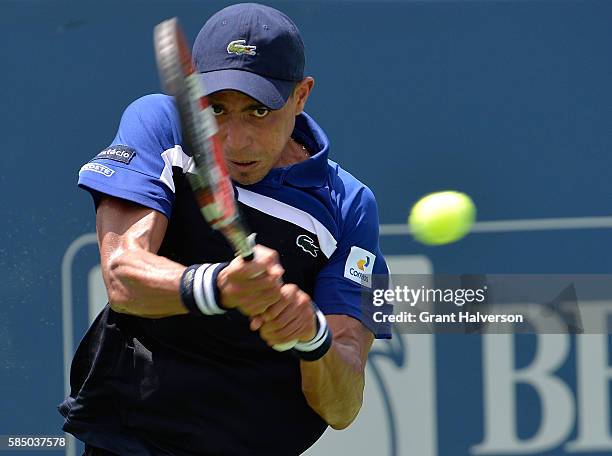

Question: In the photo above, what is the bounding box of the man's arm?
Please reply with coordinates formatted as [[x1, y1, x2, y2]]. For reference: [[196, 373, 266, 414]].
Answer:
[[96, 196, 285, 319], [100, 196, 372, 426], [299, 315, 373, 430], [253, 299, 373, 429], [96, 196, 188, 318]]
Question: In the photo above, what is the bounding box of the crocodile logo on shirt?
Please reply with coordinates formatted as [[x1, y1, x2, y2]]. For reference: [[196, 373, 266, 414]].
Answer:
[[227, 40, 257, 56], [296, 234, 319, 258]]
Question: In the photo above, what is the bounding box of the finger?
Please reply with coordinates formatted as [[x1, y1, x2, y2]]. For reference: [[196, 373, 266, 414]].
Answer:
[[240, 290, 283, 316], [233, 258, 269, 280], [224, 270, 283, 300], [221, 278, 282, 316], [261, 298, 291, 323], [260, 283, 301, 322], [250, 315, 264, 331], [237, 274, 283, 296], [264, 283, 312, 322], [267, 263, 285, 283], [218, 257, 263, 286], [253, 245, 282, 270], [229, 258, 284, 284], [262, 317, 307, 346], [261, 301, 303, 335], [260, 304, 293, 333]]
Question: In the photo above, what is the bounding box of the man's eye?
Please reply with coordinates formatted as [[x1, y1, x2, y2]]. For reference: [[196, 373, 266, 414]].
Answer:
[[252, 108, 270, 118], [211, 105, 224, 116]]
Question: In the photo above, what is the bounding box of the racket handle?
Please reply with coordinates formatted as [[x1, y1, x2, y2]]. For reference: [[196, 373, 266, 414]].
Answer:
[[241, 233, 257, 262], [273, 340, 298, 352], [242, 234, 297, 351]]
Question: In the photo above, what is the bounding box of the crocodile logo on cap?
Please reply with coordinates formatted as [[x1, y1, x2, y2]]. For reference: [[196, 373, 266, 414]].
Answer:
[[227, 40, 257, 56]]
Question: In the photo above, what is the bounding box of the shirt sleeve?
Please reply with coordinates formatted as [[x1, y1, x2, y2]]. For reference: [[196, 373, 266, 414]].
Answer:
[[77, 94, 182, 218], [313, 185, 392, 339]]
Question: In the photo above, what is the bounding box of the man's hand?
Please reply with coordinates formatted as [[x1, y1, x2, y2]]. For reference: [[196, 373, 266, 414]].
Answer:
[[250, 284, 317, 347], [217, 244, 285, 316]]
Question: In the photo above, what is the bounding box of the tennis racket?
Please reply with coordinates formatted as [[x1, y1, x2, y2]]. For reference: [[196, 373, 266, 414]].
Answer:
[[153, 18, 296, 351]]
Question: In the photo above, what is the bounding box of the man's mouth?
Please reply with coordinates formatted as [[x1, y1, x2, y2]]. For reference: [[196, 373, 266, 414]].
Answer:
[[229, 160, 257, 169]]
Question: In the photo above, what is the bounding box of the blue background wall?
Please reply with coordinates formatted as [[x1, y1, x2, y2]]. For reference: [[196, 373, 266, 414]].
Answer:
[[1, 1, 611, 455]]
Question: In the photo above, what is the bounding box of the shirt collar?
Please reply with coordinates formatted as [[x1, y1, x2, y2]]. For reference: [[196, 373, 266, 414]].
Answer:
[[253, 112, 329, 188]]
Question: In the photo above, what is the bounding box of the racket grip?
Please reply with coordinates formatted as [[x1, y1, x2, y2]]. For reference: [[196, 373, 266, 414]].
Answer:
[[241, 233, 257, 262], [242, 234, 297, 351], [273, 340, 298, 351]]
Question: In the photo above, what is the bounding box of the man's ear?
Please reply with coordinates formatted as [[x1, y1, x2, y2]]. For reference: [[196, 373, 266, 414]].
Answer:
[[293, 77, 314, 115]]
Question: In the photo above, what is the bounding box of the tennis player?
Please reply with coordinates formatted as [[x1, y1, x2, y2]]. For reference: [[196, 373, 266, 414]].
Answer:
[[59, 3, 390, 455]]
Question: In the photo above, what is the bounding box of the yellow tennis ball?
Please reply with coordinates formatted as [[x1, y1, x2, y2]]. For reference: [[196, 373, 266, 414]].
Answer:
[[408, 191, 476, 245]]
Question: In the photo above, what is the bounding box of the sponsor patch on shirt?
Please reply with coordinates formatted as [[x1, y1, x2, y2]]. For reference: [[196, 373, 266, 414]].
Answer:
[[80, 163, 115, 177], [344, 246, 375, 288], [94, 145, 136, 164]]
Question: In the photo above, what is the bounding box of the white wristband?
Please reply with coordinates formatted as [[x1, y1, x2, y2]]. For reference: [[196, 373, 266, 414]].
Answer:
[[293, 309, 328, 352], [193, 263, 227, 315]]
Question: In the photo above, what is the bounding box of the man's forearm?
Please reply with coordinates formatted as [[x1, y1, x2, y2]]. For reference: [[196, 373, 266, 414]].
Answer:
[[299, 321, 373, 429], [106, 246, 188, 318], [96, 197, 187, 318]]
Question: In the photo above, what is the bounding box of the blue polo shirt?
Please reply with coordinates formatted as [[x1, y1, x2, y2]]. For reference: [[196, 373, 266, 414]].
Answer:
[[60, 94, 390, 455]]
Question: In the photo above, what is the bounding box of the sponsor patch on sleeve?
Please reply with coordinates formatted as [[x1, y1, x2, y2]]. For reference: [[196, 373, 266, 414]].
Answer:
[[79, 163, 115, 177], [93, 145, 136, 164], [344, 246, 376, 288]]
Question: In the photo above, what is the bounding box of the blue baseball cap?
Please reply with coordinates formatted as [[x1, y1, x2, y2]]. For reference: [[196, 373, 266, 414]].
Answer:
[[193, 3, 305, 109]]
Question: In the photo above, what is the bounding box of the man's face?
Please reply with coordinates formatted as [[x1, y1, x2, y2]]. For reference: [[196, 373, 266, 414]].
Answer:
[[208, 78, 313, 185]]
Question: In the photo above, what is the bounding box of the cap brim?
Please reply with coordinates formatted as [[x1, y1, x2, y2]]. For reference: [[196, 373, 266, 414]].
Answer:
[[199, 70, 295, 110]]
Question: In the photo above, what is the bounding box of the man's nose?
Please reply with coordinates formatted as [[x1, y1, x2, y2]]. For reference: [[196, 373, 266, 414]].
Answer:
[[221, 117, 251, 151]]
